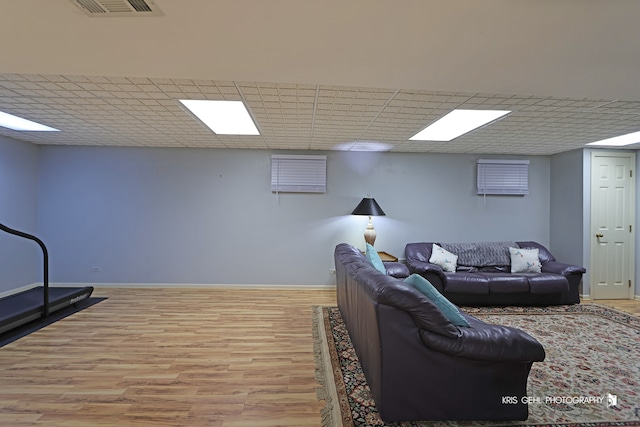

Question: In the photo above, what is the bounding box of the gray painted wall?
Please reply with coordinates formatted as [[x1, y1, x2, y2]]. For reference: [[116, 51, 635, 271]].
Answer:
[[549, 149, 585, 292], [36, 145, 551, 287], [0, 136, 40, 294], [5, 137, 639, 296]]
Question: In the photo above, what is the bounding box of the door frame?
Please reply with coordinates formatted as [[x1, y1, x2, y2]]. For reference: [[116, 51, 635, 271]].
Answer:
[[589, 150, 636, 300]]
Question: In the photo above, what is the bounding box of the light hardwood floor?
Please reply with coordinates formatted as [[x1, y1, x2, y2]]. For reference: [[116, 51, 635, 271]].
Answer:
[[0, 288, 638, 427], [584, 298, 640, 316], [0, 288, 336, 427]]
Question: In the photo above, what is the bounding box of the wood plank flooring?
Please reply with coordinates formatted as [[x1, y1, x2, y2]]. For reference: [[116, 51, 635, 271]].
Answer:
[[0, 287, 638, 427], [0, 288, 336, 427], [585, 298, 640, 316]]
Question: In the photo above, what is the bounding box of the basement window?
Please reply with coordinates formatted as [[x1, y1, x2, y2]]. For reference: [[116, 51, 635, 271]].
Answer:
[[271, 154, 327, 193], [477, 159, 529, 195]]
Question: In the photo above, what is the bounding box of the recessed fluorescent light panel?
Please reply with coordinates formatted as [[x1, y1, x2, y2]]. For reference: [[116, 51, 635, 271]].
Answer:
[[333, 141, 394, 152], [586, 130, 640, 147], [0, 111, 59, 131], [410, 109, 510, 141], [179, 100, 260, 135]]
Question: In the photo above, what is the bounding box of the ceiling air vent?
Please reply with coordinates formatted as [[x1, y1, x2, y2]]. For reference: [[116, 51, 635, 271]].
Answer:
[[70, 0, 164, 17]]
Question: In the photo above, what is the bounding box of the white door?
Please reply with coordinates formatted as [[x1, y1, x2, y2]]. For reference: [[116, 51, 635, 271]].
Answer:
[[590, 152, 635, 300]]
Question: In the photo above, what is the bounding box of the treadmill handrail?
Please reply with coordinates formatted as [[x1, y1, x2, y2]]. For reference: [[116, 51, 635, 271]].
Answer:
[[0, 222, 49, 317]]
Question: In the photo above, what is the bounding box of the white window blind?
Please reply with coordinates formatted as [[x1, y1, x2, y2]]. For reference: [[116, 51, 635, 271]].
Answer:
[[271, 154, 327, 193], [477, 159, 529, 195]]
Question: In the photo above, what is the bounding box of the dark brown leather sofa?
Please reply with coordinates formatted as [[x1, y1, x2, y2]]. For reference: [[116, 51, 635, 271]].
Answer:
[[335, 243, 545, 422], [405, 241, 586, 306]]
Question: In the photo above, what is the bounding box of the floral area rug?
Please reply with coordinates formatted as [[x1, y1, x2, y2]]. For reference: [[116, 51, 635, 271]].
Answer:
[[312, 304, 640, 427]]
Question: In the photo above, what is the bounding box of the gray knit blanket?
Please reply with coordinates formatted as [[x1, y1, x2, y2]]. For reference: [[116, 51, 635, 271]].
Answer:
[[440, 241, 517, 267]]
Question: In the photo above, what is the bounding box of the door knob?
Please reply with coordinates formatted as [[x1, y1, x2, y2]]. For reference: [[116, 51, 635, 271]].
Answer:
[[595, 233, 604, 238]]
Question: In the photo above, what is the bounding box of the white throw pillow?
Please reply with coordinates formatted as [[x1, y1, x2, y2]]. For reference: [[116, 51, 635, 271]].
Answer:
[[429, 244, 458, 272], [509, 247, 542, 273]]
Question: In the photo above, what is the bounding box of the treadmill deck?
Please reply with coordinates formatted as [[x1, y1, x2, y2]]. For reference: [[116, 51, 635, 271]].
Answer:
[[0, 286, 94, 335]]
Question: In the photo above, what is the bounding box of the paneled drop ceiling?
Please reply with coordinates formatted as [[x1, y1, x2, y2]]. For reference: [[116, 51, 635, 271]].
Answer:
[[1, 0, 640, 155]]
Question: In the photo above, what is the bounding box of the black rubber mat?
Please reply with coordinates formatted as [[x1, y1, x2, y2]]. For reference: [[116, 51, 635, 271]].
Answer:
[[0, 297, 106, 347]]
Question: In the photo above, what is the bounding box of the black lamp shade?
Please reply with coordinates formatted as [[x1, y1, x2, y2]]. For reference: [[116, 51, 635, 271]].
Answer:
[[351, 197, 385, 216]]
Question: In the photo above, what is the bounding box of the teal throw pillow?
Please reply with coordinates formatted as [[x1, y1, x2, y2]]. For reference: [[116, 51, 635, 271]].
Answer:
[[365, 243, 386, 273], [404, 274, 470, 327]]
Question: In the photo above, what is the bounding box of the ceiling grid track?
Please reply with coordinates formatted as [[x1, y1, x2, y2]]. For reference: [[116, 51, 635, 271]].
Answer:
[[3, 73, 640, 153], [234, 81, 266, 149], [351, 89, 401, 149], [308, 85, 320, 150]]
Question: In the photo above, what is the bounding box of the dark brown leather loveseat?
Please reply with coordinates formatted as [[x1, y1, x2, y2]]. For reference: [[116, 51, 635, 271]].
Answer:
[[335, 243, 545, 422]]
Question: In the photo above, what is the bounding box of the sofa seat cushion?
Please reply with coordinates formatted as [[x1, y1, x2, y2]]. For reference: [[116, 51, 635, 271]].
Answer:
[[523, 273, 569, 294], [476, 273, 530, 294], [443, 273, 489, 294]]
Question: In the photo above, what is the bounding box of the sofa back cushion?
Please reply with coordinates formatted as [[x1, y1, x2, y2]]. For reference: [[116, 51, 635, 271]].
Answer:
[[404, 274, 470, 327], [440, 241, 516, 267], [516, 241, 556, 263], [405, 242, 433, 264], [406, 241, 556, 271], [335, 243, 460, 338]]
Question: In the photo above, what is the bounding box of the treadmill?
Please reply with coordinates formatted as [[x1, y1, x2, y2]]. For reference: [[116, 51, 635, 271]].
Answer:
[[0, 222, 94, 335]]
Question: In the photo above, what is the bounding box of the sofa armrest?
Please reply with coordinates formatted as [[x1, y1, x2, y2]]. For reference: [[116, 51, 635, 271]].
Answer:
[[407, 260, 448, 293], [384, 261, 410, 278], [542, 261, 586, 276], [419, 316, 545, 363], [408, 260, 445, 278]]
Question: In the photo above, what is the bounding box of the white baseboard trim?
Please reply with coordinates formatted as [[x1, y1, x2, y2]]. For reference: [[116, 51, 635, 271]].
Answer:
[[50, 282, 337, 291], [0, 282, 40, 298], [1, 282, 335, 297], [2, 283, 633, 298], [1, 281, 336, 298], [580, 293, 640, 301]]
